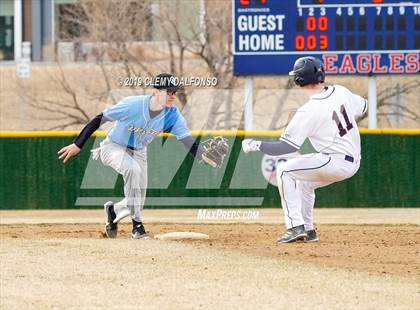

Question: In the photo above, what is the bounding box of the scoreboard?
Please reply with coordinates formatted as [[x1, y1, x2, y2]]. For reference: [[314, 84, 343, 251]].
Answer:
[[233, 0, 420, 75]]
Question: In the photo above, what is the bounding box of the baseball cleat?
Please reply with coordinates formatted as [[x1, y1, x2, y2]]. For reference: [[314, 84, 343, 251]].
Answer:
[[131, 223, 149, 240], [305, 230, 319, 242], [104, 201, 118, 239], [277, 225, 307, 243]]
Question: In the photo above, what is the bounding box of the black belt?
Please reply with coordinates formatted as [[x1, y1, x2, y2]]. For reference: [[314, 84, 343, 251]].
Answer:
[[127, 145, 137, 151], [344, 155, 354, 163], [323, 153, 354, 163]]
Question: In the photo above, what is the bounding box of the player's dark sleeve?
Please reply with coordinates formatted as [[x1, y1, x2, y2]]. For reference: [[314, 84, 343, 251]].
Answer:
[[180, 136, 204, 159], [260, 140, 298, 156], [73, 113, 110, 149]]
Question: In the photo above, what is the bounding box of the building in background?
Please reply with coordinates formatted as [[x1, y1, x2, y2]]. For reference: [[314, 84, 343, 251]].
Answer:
[[0, 0, 200, 62], [0, 0, 55, 61], [0, 0, 16, 60]]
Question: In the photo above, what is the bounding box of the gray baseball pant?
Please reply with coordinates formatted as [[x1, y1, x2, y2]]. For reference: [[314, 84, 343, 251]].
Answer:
[[94, 138, 147, 223]]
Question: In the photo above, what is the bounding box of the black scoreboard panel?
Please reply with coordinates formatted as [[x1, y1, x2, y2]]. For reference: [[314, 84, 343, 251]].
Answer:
[[234, 0, 420, 75], [295, 2, 420, 51]]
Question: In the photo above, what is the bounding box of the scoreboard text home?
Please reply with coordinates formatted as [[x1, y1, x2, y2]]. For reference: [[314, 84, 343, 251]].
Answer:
[[233, 0, 420, 75]]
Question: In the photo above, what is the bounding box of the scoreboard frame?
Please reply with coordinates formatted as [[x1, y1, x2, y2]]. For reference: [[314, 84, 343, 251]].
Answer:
[[233, 0, 420, 75]]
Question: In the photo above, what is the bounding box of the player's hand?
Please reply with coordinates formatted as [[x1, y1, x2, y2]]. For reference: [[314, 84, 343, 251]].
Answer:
[[241, 139, 261, 154], [57, 143, 81, 163]]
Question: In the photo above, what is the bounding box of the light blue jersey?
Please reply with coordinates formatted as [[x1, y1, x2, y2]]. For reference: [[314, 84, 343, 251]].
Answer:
[[103, 95, 190, 149]]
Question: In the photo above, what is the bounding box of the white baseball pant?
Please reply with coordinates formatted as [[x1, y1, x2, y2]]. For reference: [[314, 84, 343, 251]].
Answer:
[[276, 153, 360, 230], [93, 138, 147, 223]]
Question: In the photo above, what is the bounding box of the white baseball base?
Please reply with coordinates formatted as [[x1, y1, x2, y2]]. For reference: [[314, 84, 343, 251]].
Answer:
[[154, 232, 209, 241]]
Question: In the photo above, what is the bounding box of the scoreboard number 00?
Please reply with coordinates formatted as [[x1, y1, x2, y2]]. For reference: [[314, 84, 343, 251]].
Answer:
[[295, 16, 329, 50]]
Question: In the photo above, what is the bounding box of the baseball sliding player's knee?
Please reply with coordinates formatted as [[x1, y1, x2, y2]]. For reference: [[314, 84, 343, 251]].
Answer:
[[276, 165, 285, 185], [276, 165, 291, 187], [277, 173, 294, 199]]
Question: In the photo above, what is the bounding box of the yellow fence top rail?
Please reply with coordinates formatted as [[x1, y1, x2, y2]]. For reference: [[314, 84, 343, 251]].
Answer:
[[0, 129, 419, 138]]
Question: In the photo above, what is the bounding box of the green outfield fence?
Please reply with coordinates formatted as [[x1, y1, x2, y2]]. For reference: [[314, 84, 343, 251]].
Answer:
[[0, 129, 419, 209]]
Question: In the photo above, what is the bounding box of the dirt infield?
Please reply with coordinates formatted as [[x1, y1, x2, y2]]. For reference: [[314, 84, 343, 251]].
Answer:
[[0, 210, 419, 309], [1, 223, 419, 278]]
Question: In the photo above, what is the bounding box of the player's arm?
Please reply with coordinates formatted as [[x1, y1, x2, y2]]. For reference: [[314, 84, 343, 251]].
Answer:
[[180, 136, 205, 159], [170, 124, 205, 165], [352, 94, 368, 119], [242, 139, 298, 155], [74, 113, 111, 148], [58, 99, 131, 163], [242, 107, 312, 155], [165, 111, 205, 159], [168, 113, 226, 167], [58, 113, 110, 163], [356, 96, 368, 118]]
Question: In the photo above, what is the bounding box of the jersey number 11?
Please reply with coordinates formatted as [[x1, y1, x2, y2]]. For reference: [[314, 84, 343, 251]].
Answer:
[[332, 105, 353, 137]]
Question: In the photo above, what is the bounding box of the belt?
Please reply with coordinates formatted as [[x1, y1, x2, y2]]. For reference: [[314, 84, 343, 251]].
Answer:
[[127, 145, 146, 151], [323, 153, 354, 163], [344, 155, 354, 163]]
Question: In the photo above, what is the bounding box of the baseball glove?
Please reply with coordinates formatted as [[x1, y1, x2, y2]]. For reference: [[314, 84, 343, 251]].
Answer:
[[200, 136, 229, 168]]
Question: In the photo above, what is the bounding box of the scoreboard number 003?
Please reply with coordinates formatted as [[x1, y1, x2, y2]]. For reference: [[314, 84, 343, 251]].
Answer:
[[295, 16, 329, 50], [295, 35, 328, 50]]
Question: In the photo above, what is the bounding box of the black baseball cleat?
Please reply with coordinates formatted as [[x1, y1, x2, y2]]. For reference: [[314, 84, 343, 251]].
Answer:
[[104, 201, 118, 239], [131, 222, 149, 240], [305, 229, 319, 242], [277, 225, 307, 243]]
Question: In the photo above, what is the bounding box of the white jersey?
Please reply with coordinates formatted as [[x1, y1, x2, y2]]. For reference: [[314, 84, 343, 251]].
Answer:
[[280, 85, 367, 159]]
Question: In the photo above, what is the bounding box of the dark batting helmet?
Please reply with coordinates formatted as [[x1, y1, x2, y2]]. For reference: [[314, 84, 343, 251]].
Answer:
[[288, 56, 325, 87], [153, 73, 183, 92]]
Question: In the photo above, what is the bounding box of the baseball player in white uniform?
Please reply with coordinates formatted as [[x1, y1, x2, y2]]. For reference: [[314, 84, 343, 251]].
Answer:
[[242, 56, 367, 243], [58, 73, 227, 239]]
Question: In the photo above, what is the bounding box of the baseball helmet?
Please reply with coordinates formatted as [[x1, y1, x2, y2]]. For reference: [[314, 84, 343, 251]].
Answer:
[[288, 56, 325, 87], [153, 73, 182, 92]]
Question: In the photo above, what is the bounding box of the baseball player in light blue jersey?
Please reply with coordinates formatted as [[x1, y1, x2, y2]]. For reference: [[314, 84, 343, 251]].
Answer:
[[58, 73, 222, 239]]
